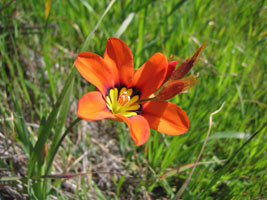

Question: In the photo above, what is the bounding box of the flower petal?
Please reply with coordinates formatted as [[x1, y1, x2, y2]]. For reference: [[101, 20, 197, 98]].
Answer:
[[104, 38, 134, 86], [116, 114, 150, 146], [132, 53, 168, 99], [75, 52, 114, 95], [77, 91, 116, 120], [142, 101, 189, 135]]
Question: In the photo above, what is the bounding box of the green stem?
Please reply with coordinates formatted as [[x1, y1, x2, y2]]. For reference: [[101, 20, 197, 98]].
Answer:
[[137, 97, 157, 103]]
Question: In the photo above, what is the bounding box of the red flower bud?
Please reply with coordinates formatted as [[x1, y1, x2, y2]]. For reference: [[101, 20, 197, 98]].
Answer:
[[171, 43, 206, 80], [157, 75, 198, 100]]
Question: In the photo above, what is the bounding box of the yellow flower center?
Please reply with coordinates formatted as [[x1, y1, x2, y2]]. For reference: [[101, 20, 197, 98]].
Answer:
[[106, 87, 141, 117]]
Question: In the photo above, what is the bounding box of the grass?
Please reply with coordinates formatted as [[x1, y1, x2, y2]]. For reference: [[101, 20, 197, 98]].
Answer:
[[0, 0, 266, 199]]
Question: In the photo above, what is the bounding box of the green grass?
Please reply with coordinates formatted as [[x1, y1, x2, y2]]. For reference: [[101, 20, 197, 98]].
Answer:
[[0, 0, 266, 199]]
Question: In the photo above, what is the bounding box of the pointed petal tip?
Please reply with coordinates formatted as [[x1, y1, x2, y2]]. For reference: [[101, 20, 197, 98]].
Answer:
[[116, 114, 150, 146]]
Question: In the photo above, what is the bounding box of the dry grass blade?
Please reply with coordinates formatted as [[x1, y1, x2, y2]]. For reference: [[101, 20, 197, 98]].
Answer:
[[175, 102, 225, 199], [160, 160, 226, 179]]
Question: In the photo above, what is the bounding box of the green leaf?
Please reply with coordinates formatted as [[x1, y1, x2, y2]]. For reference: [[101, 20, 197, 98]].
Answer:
[[45, 79, 74, 174], [116, 176, 125, 197], [28, 67, 76, 177], [12, 95, 33, 155]]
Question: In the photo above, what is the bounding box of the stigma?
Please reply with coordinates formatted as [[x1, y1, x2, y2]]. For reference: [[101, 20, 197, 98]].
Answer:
[[118, 91, 130, 105]]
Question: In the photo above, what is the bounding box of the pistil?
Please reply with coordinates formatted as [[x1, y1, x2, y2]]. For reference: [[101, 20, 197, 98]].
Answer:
[[106, 87, 141, 117]]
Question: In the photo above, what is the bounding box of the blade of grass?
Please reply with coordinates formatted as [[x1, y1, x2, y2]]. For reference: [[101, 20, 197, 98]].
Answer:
[[136, 7, 146, 67], [114, 12, 135, 38], [27, 67, 76, 177], [39, 78, 74, 195], [160, 160, 226, 179], [81, 0, 116, 52], [166, 0, 187, 18], [43, 46, 57, 102], [44, 76, 73, 172], [204, 131, 250, 141], [12, 96, 33, 155], [45, 117, 81, 175], [116, 175, 125, 197]]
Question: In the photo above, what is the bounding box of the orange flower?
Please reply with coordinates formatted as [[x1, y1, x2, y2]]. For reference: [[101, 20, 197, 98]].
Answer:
[[75, 38, 194, 146]]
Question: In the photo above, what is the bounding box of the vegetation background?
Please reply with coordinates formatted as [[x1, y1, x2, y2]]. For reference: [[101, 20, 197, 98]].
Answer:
[[0, 0, 266, 199]]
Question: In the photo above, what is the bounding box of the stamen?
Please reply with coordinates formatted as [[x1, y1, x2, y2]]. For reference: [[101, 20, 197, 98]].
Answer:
[[106, 87, 141, 117], [127, 95, 139, 105], [106, 96, 112, 110], [119, 104, 140, 113]]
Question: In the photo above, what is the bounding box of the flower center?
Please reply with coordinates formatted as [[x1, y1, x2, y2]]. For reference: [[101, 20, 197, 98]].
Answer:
[[106, 87, 141, 117]]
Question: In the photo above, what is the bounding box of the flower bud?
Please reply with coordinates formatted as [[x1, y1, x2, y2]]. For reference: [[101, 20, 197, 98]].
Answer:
[[171, 43, 206, 80]]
